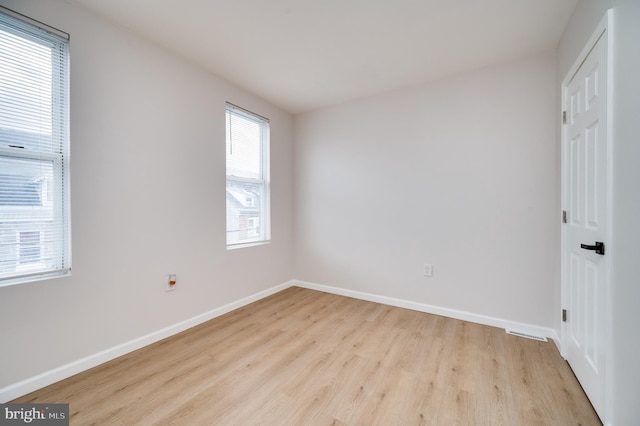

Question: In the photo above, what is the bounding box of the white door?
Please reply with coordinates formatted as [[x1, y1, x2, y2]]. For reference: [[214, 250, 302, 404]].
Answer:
[[562, 14, 610, 421]]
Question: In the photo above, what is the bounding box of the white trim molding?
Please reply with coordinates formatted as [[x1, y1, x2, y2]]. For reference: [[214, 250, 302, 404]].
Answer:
[[1, 278, 561, 403], [0, 281, 293, 403], [293, 280, 559, 344]]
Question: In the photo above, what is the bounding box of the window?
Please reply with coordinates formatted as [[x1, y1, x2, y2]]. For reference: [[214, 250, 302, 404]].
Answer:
[[0, 8, 70, 285], [225, 103, 270, 247]]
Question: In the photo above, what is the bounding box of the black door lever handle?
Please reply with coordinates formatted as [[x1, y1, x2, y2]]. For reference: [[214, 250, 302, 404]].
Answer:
[[580, 241, 605, 255]]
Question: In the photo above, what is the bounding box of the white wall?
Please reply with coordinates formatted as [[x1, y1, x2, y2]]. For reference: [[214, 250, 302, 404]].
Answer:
[[294, 51, 558, 328], [0, 0, 293, 391], [558, 1, 640, 424]]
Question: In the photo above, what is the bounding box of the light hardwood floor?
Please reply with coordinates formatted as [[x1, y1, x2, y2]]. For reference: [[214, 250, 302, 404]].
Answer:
[[14, 287, 601, 425]]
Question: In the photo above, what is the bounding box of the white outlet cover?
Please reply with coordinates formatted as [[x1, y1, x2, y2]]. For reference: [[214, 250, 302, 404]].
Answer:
[[423, 264, 433, 277], [166, 274, 177, 292]]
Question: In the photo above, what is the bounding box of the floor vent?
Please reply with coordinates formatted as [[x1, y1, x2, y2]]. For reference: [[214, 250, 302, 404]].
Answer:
[[505, 329, 547, 342]]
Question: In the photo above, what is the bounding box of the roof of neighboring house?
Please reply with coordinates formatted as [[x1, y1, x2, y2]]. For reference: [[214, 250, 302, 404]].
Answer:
[[226, 185, 260, 215]]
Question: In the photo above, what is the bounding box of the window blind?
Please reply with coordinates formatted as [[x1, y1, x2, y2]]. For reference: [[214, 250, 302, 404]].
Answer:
[[0, 8, 70, 285], [225, 103, 270, 247]]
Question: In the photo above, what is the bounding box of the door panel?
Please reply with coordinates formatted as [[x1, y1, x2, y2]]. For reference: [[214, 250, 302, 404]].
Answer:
[[586, 122, 599, 228]]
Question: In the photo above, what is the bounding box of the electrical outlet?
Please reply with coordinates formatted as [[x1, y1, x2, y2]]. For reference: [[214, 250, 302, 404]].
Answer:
[[166, 274, 177, 292], [423, 264, 433, 277]]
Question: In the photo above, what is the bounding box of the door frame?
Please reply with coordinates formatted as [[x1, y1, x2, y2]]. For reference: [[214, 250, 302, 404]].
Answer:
[[560, 9, 613, 424]]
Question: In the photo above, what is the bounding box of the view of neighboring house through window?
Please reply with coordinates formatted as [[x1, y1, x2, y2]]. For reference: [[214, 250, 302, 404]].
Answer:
[[225, 103, 270, 247], [0, 8, 70, 285]]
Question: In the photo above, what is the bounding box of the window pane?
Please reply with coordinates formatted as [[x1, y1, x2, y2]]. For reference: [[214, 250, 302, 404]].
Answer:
[[226, 110, 262, 179], [225, 104, 269, 247], [0, 26, 54, 146], [226, 180, 264, 244], [0, 155, 57, 276], [0, 155, 53, 207]]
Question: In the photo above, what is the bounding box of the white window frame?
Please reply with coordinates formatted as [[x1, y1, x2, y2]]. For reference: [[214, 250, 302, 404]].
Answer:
[[0, 7, 71, 286], [225, 103, 270, 249]]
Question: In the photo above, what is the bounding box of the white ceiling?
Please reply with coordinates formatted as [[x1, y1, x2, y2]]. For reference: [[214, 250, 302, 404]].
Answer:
[[69, 0, 577, 114]]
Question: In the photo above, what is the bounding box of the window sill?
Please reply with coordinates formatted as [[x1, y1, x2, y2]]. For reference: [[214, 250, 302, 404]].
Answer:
[[226, 240, 271, 251], [0, 269, 71, 288]]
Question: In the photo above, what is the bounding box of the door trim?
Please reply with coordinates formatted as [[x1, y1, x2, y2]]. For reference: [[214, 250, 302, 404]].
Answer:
[[560, 9, 613, 424]]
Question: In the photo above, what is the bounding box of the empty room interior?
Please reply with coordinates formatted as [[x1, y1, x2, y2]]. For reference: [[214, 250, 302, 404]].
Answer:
[[0, 0, 639, 424]]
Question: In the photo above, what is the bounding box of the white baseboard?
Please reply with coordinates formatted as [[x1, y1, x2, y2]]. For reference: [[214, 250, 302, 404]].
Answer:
[[293, 280, 558, 342], [0, 280, 295, 403], [2, 279, 560, 403]]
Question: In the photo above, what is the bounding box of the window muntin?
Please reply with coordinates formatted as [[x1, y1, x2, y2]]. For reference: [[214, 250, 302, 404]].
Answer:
[[0, 8, 70, 285], [225, 104, 270, 247]]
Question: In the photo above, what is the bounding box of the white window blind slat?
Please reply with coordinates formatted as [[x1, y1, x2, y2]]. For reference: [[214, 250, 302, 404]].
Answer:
[[0, 8, 70, 286]]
